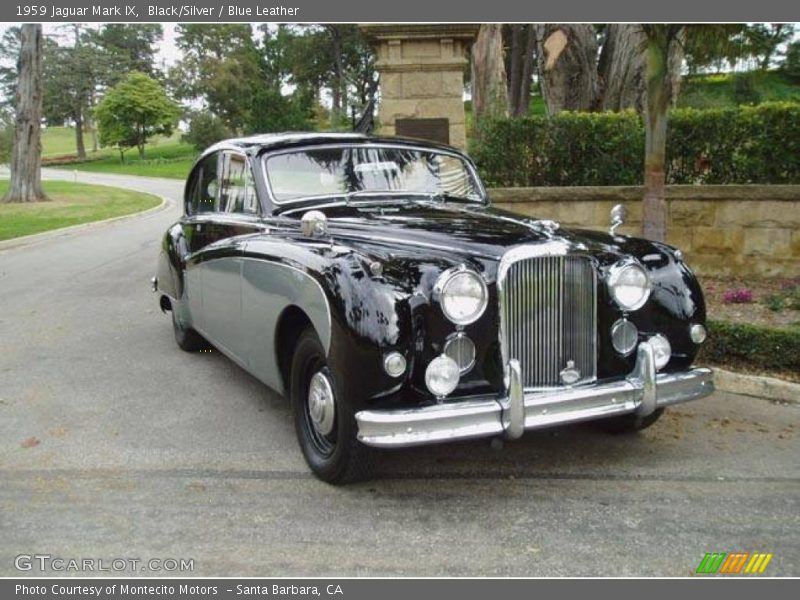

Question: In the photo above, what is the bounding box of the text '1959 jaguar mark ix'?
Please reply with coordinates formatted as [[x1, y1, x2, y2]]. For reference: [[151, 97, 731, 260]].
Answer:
[[153, 132, 714, 483]]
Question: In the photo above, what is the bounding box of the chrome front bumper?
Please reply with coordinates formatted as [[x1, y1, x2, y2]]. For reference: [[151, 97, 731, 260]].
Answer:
[[355, 340, 714, 448]]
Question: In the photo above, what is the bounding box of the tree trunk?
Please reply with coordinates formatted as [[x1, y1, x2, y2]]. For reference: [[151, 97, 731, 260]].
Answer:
[[3, 24, 46, 204], [507, 25, 523, 116], [516, 26, 536, 117], [471, 24, 509, 121], [535, 24, 597, 116], [74, 113, 86, 160], [596, 24, 647, 112], [641, 26, 683, 242]]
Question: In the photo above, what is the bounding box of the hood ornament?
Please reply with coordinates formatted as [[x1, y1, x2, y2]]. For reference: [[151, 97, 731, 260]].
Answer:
[[609, 204, 627, 236]]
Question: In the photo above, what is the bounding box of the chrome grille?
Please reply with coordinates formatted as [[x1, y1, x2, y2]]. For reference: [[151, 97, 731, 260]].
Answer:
[[500, 254, 597, 389]]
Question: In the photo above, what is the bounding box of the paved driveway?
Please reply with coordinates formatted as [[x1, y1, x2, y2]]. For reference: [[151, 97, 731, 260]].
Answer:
[[0, 170, 798, 576]]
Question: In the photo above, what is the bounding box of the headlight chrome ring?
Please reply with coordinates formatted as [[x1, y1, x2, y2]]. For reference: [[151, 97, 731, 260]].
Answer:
[[433, 265, 488, 326], [607, 260, 652, 311]]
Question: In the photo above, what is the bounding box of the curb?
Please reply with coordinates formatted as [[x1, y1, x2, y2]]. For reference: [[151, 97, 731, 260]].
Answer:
[[712, 367, 800, 405], [0, 193, 171, 253]]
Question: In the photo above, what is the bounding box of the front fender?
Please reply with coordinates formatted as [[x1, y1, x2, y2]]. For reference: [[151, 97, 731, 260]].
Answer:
[[156, 222, 189, 300]]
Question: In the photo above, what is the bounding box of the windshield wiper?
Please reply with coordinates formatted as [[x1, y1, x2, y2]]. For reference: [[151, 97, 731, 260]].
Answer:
[[426, 191, 481, 204]]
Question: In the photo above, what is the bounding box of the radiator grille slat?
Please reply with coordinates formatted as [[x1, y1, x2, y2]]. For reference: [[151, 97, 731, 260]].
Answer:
[[502, 256, 596, 389]]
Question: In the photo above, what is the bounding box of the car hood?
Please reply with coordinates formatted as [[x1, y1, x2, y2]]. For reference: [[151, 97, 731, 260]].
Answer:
[[285, 200, 657, 263]]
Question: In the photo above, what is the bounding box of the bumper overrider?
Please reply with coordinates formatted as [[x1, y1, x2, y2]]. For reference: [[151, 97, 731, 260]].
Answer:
[[355, 340, 714, 448]]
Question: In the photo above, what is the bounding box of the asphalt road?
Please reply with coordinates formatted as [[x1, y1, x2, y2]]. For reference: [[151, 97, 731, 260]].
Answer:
[[0, 169, 798, 577]]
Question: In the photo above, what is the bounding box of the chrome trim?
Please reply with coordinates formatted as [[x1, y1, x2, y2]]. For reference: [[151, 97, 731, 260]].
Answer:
[[432, 265, 489, 326], [606, 259, 652, 312], [355, 341, 714, 448], [503, 359, 524, 440], [444, 332, 476, 374], [611, 317, 638, 356], [609, 203, 627, 235], [498, 248, 597, 390], [261, 142, 488, 207]]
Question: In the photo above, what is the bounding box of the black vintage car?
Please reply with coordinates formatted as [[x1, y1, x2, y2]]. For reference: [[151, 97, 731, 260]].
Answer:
[[153, 132, 714, 483]]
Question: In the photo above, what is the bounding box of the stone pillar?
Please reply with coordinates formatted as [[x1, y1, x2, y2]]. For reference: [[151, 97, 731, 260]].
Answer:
[[361, 24, 479, 150]]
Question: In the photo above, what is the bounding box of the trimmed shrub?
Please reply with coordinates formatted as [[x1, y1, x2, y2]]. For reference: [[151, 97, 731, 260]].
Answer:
[[472, 102, 800, 186], [699, 320, 800, 374]]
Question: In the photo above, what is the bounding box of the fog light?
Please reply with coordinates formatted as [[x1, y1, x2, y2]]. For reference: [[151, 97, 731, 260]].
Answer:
[[690, 323, 707, 344], [383, 352, 407, 378], [425, 355, 460, 399], [649, 334, 671, 371], [611, 318, 638, 356], [444, 333, 476, 374]]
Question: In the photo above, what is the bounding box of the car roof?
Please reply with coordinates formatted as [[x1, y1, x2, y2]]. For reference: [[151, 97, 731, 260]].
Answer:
[[199, 132, 467, 161]]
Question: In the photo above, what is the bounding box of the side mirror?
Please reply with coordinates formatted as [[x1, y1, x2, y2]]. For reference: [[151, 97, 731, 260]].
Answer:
[[609, 204, 627, 235]]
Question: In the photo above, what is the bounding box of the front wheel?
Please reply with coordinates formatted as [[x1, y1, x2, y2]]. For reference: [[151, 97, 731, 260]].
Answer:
[[597, 408, 665, 434], [289, 328, 377, 484]]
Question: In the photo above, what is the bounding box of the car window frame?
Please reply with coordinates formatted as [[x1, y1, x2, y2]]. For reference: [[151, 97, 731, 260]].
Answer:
[[218, 149, 260, 218]]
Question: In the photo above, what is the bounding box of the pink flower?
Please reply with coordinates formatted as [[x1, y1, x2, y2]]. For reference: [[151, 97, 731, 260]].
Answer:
[[721, 289, 753, 304]]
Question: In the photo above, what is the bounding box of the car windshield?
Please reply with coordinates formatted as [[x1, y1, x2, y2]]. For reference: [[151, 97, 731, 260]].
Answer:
[[264, 145, 484, 204]]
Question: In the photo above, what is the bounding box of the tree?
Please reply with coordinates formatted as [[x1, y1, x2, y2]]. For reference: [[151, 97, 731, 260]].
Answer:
[[504, 25, 536, 117], [783, 40, 800, 81], [3, 24, 46, 203], [92, 24, 163, 83], [471, 25, 509, 121], [169, 25, 262, 133], [743, 24, 794, 70], [640, 25, 685, 242], [534, 24, 598, 115], [42, 25, 107, 159], [94, 71, 180, 160]]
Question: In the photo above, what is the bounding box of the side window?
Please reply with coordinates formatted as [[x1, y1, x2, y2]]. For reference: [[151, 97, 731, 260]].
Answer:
[[220, 152, 259, 215], [187, 152, 219, 215]]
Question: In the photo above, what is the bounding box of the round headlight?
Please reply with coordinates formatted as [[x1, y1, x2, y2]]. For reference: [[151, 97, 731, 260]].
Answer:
[[444, 333, 476, 374], [434, 267, 488, 325], [608, 262, 651, 311], [425, 355, 460, 398], [611, 318, 638, 356], [649, 334, 671, 371], [690, 323, 707, 344]]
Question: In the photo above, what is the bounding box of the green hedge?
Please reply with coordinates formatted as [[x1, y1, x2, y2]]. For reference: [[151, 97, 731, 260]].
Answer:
[[472, 102, 800, 187], [699, 320, 800, 374]]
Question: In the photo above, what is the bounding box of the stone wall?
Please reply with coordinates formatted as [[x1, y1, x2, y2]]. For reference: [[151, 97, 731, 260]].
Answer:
[[490, 185, 800, 279]]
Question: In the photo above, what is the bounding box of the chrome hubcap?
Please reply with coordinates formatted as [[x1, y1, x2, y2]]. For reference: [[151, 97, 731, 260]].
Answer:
[[307, 371, 335, 436]]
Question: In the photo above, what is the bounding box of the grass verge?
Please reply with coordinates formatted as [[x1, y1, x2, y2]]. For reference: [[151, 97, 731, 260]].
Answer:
[[0, 181, 162, 241]]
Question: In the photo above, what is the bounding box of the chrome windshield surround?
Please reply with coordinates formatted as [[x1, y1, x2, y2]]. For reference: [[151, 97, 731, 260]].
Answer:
[[261, 142, 488, 207], [497, 243, 598, 391]]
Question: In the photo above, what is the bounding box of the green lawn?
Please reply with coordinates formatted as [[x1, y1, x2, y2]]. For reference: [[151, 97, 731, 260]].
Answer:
[[0, 181, 162, 241], [679, 71, 800, 109], [49, 139, 198, 180]]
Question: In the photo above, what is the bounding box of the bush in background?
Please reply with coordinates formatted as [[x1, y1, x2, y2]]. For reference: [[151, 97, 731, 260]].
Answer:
[[699, 320, 800, 375], [472, 102, 800, 187]]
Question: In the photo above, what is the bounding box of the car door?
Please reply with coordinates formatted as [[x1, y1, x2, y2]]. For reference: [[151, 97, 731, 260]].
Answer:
[[197, 150, 263, 363]]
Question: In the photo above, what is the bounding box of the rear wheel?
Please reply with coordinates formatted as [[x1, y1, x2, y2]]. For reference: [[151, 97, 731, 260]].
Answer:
[[598, 408, 664, 434], [171, 309, 209, 352], [290, 328, 377, 484]]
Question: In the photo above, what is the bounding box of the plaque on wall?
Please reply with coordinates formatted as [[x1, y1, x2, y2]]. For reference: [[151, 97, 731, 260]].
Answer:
[[395, 118, 450, 145]]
